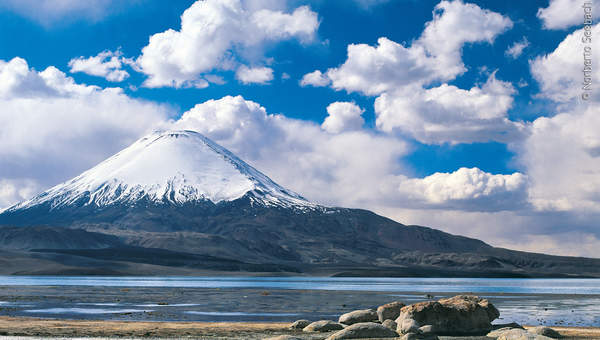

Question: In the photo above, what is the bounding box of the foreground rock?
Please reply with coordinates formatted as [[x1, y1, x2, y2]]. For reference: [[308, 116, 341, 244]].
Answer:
[[327, 322, 398, 339], [382, 319, 397, 330], [530, 326, 562, 338], [289, 320, 311, 329], [339, 309, 378, 325], [419, 325, 434, 334], [492, 328, 554, 340], [303, 320, 344, 332], [263, 336, 304, 340], [395, 295, 499, 335], [488, 327, 520, 338], [377, 301, 405, 322], [488, 327, 561, 340], [400, 333, 439, 340]]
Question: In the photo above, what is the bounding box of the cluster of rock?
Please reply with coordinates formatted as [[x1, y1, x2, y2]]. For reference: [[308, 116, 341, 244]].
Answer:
[[283, 294, 563, 340]]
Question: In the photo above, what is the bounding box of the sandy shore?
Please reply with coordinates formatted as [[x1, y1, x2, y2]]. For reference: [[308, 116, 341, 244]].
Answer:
[[0, 317, 599, 339], [0, 316, 291, 339]]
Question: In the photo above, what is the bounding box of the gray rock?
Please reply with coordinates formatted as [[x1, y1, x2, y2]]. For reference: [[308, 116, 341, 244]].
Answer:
[[395, 295, 499, 336], [401, 332, 421, 340], [400, 332, 439, 340], [303, 320, 345, 332], [495, 328, 553, 340], [382, 319, 397, 330], [289, 319, 311, 329], [327, 322, 399, 339], [419, 325, 434, 334], [377, 301, 405, 322], [338, 309, 378, 325], [399, 318, 421, 334], [488, 327, 521, 338], [263, 336, 304, 340], [529, 326, 562, 338]]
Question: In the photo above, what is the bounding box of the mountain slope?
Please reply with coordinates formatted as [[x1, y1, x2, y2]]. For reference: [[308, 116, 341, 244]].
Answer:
[[1, 129, 599, 277]]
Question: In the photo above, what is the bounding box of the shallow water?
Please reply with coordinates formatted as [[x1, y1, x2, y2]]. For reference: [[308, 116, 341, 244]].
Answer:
[[1, 276, 600, 294], [1, 276, 599, 326]]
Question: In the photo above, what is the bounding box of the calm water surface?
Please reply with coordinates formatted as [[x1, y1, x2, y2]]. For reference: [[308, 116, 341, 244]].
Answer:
[[0, 276, 599, 326], [1, 276, 599, 294]]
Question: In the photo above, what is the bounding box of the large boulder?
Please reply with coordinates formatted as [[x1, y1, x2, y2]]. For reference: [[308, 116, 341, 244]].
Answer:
[[303, 320, 345, 332], [395, 295, 499, 336], [338, 309, 378, 325], [289, 320, 311, 329], [377, 301, 405, 322], [529, 326, 562, 338], [327, 322, 399, 339]]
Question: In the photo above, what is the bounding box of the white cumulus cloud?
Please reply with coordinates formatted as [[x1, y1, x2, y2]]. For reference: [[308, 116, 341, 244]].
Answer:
[[136, 0, 319, 88], [68, 50, 131, 82], [235, 65, 274, 84], [322, 102, 365, 134], [519, 104, 600, 212], [530, 23, 600, 103], [304, 0, 518, 145], [321, 0, 512, 96], [537, 0, 600, 30], [299, 70, 330, 87], [505, 37, 529, 59], [374, 73, 524, 144], [397, 167, 528, 211]]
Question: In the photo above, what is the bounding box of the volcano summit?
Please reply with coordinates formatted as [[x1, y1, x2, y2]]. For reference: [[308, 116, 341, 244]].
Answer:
[[0, 130, 599, 277]]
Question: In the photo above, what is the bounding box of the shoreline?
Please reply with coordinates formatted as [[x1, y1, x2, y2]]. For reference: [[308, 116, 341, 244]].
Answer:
[[1, 285, 599, 327], [0, 317, 599, 339]]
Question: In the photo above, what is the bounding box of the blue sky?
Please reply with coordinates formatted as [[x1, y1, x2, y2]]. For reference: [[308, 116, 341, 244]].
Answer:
[[0, 0, 599, 257], [0, 0, 563, 176]]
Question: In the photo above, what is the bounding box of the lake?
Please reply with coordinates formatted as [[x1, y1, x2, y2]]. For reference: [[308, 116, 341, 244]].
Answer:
[[0, 276, 599, 327]]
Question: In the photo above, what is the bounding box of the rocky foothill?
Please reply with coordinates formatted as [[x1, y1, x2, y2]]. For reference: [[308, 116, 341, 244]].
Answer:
[[275, 294, 563, 340]]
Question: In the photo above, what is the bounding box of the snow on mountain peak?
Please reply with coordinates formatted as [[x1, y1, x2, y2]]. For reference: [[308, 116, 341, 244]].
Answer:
[[11, 130, 315, 210]]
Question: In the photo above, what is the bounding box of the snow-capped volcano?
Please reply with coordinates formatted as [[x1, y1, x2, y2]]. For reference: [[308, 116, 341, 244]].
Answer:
[[7, 130, 314, 212], [1, 132, 597, 279]]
